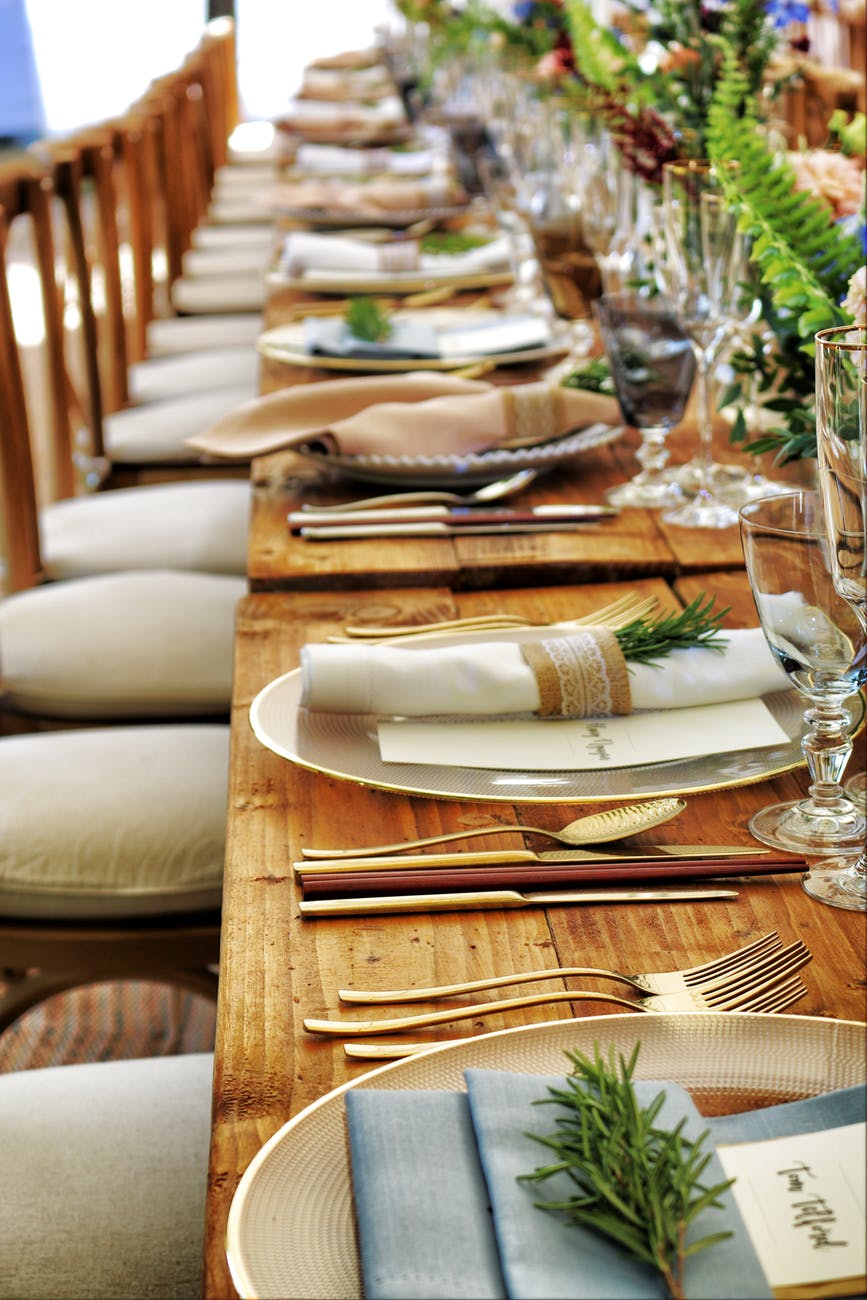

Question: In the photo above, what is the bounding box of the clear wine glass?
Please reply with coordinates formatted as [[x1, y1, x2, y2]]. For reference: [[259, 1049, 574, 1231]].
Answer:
[[659, 161, 751, 529], [593, 292, 696, 509], [812, 323, 867, 909], [739, 491, 866, 906]]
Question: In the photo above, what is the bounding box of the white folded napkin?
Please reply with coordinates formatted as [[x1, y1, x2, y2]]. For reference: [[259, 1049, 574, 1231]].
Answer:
[[270, 174, 462, 215], [299, 626, 790, 717], [293, 142, 436, 175], [298, 64, 393, 101], [279, 95, 407, 134], [280, 231, 510, 278], [305, 312, 551, 362]]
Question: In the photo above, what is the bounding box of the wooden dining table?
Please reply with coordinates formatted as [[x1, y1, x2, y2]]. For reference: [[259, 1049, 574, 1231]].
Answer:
[[199, 187, 865, 1297], [203, 565, 867, 1298]]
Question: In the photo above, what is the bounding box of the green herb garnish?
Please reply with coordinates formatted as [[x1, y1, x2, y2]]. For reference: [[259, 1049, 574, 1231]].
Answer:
[[520, 1043, 735, 1300], [420, 231, 492, 255], [615, 594, 730, 666], [561, 356, 615, 395], [345, 297, 394, 343]]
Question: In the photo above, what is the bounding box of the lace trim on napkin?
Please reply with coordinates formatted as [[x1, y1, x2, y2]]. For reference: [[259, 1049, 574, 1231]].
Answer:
[[522, 629, 631, 718], [501, 385, 563, 448]]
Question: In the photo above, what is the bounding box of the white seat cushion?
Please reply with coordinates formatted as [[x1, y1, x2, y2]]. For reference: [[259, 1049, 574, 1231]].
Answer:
[[128, 346, 260, 403], [0, 1052, 213, 1299], [0, 570, 245, 718], [170, 273, 266, 315], [0, 725, 228, 918], [205, 197, 272, 225], [214, 163, 279, 191], [146, 312, 263, 356], [181, 244, 271, 277], [191, 224, 274, 251], [40, 481, 251, 579], [103, 386, 254, 463]]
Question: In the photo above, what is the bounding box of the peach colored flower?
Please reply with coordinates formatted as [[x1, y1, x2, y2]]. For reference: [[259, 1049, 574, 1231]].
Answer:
[[843, 266, 867, 323], [787, 149, 866, 221]]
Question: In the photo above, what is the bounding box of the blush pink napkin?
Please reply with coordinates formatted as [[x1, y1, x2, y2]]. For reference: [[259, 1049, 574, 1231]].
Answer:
[[269, 175, 465, 215], [187, 373, 620, 461]]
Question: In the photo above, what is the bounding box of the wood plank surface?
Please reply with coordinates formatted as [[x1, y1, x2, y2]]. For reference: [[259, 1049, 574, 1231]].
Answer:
[[204, 573, 867, 1299]]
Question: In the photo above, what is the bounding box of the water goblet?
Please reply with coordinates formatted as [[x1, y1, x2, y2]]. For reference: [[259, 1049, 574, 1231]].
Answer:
[[593, 292, 696, 509], [659, 161, 751, 529], [811, 323, 867, 909], [739, 491, 866, 900]]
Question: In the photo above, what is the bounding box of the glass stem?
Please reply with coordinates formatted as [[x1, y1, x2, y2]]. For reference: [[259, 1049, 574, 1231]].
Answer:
[[802, 699, 854, 812], [693, 347, 715, 495], [635, 427, 671, 481]]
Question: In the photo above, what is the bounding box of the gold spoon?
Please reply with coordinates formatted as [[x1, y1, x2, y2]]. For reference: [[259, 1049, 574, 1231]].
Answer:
[[300, 797, 687, 859]]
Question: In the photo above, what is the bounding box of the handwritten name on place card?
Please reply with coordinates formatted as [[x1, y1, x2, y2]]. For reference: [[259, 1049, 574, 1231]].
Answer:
[[377, 697, 790, 770], [718, 1122, 866, 1299]]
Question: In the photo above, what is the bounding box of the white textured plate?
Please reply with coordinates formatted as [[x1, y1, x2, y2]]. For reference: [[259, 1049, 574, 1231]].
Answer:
[[257, 307, 569, 373], [248, 624, 835, 801], [293, 421, 623, 487], [225, 1013, 867, 1300]]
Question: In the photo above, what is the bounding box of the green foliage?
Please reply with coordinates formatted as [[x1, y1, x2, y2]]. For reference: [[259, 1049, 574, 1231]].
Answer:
[[561, 355, 615, 394], [520, 1043, 735, 1300], [614, 594, 731, 665], [345, 297, 394, 343], [707, 42, 862, 461], [420, 230, 492, 254]]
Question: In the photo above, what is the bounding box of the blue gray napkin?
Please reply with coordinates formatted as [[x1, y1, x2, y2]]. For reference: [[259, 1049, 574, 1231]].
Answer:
[[345, 1073, 864, 1300], [304, 313, 551, 361]]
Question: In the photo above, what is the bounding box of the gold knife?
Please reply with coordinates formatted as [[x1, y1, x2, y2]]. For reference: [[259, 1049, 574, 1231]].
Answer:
[[294, 846, 768, 877], [299, 887, 738, 916]]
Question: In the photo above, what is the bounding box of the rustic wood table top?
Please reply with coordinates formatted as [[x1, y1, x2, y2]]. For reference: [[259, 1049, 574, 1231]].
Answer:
[[204, 569, 867, 1299]]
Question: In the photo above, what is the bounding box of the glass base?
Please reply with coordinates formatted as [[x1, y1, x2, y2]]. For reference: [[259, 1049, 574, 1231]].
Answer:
[[802, 858, 867, 912], [749, 798, 866, 855], [715, 474, 796, 507], [844, 770, 867, 811], [668, 459, 746, 494], [661, 489, 741, 530], [606, 477, 685, 510]]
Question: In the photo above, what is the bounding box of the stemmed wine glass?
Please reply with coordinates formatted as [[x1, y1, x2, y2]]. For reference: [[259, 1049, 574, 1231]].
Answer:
[[812, 323, 867, 909], [739, 490, 866, 911], [659, 161, 752, 529], [593, 292, 696, 509]]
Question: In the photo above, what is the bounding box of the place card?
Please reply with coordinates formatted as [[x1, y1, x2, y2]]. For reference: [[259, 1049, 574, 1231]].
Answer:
[[377, 697, 790, 770], [718, 1122, 866, 1299]]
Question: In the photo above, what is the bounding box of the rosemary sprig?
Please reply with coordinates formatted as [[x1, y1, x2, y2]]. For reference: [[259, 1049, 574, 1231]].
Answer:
[[345, 297, 394, 343], [420, 231, 492, 255], [614, 594, 730, 665], [520, 1044, 735, 1300], [561, 356, 615, 395]]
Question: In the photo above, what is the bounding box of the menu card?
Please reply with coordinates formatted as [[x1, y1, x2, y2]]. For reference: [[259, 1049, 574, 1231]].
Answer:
[[377, 697, 791, 770], [718, 1123, 866, 1299]]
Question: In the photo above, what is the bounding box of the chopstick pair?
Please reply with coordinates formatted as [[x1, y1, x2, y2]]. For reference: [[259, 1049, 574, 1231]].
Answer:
[[296, 852, 807, 901]]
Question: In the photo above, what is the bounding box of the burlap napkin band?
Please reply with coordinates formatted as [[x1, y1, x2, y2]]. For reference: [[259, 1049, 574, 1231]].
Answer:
[[521, 629, 632, 718], [500, 385, 564, 448]]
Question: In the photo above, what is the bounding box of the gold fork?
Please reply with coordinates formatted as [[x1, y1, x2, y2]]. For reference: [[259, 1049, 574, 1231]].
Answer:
[[304, 943, 811, 1038], [339, 592, 658, 641], [306, 972, 816, 1040], [337, 931, 791, 1002]]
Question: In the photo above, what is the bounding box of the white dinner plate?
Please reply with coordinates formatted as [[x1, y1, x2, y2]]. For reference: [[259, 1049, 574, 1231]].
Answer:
[[292, 421, 623, 486], [248, 620, 853, 800], [257, 307, 569, 373], [225, 1013, 867, 1299]]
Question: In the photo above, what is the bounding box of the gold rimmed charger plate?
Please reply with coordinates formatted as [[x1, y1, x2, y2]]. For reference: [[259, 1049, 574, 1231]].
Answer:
[[225, 1013, 866, 1300], [264, 266, 512, 296], [248, 626, 866, 801], [257, 307, 568, 373]]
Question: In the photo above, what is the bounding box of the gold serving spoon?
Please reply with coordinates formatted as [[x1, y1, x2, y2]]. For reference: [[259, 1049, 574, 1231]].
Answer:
[[300, 797, 687, 859]]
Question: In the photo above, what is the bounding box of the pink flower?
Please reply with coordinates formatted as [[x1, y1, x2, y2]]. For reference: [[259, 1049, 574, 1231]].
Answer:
[[787, 149, 866, 221], [843, 266, 867, 323]]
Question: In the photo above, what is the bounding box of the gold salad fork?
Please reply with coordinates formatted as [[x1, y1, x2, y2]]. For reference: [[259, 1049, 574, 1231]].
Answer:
[[303, 939, 811, 1039], [339, 591, 658, 641], [336, 931, 790, 1001]]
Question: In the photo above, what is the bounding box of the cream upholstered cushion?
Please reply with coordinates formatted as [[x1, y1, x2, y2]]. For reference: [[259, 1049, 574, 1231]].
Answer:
[[0, 1052, 213, 1299], [0, 724, 228, 918], [128, 346, 260, 403], [40, 481, 251, 579], [0, 570, 244, 718], [214, 163, 279, 191], [170, 273, 266, 315], [191, 224, 274, 251], [205, 196, 272, 225], [181, 244, 271, 278], [103, 386, 255, 462], [146, 312, 263, 357]]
